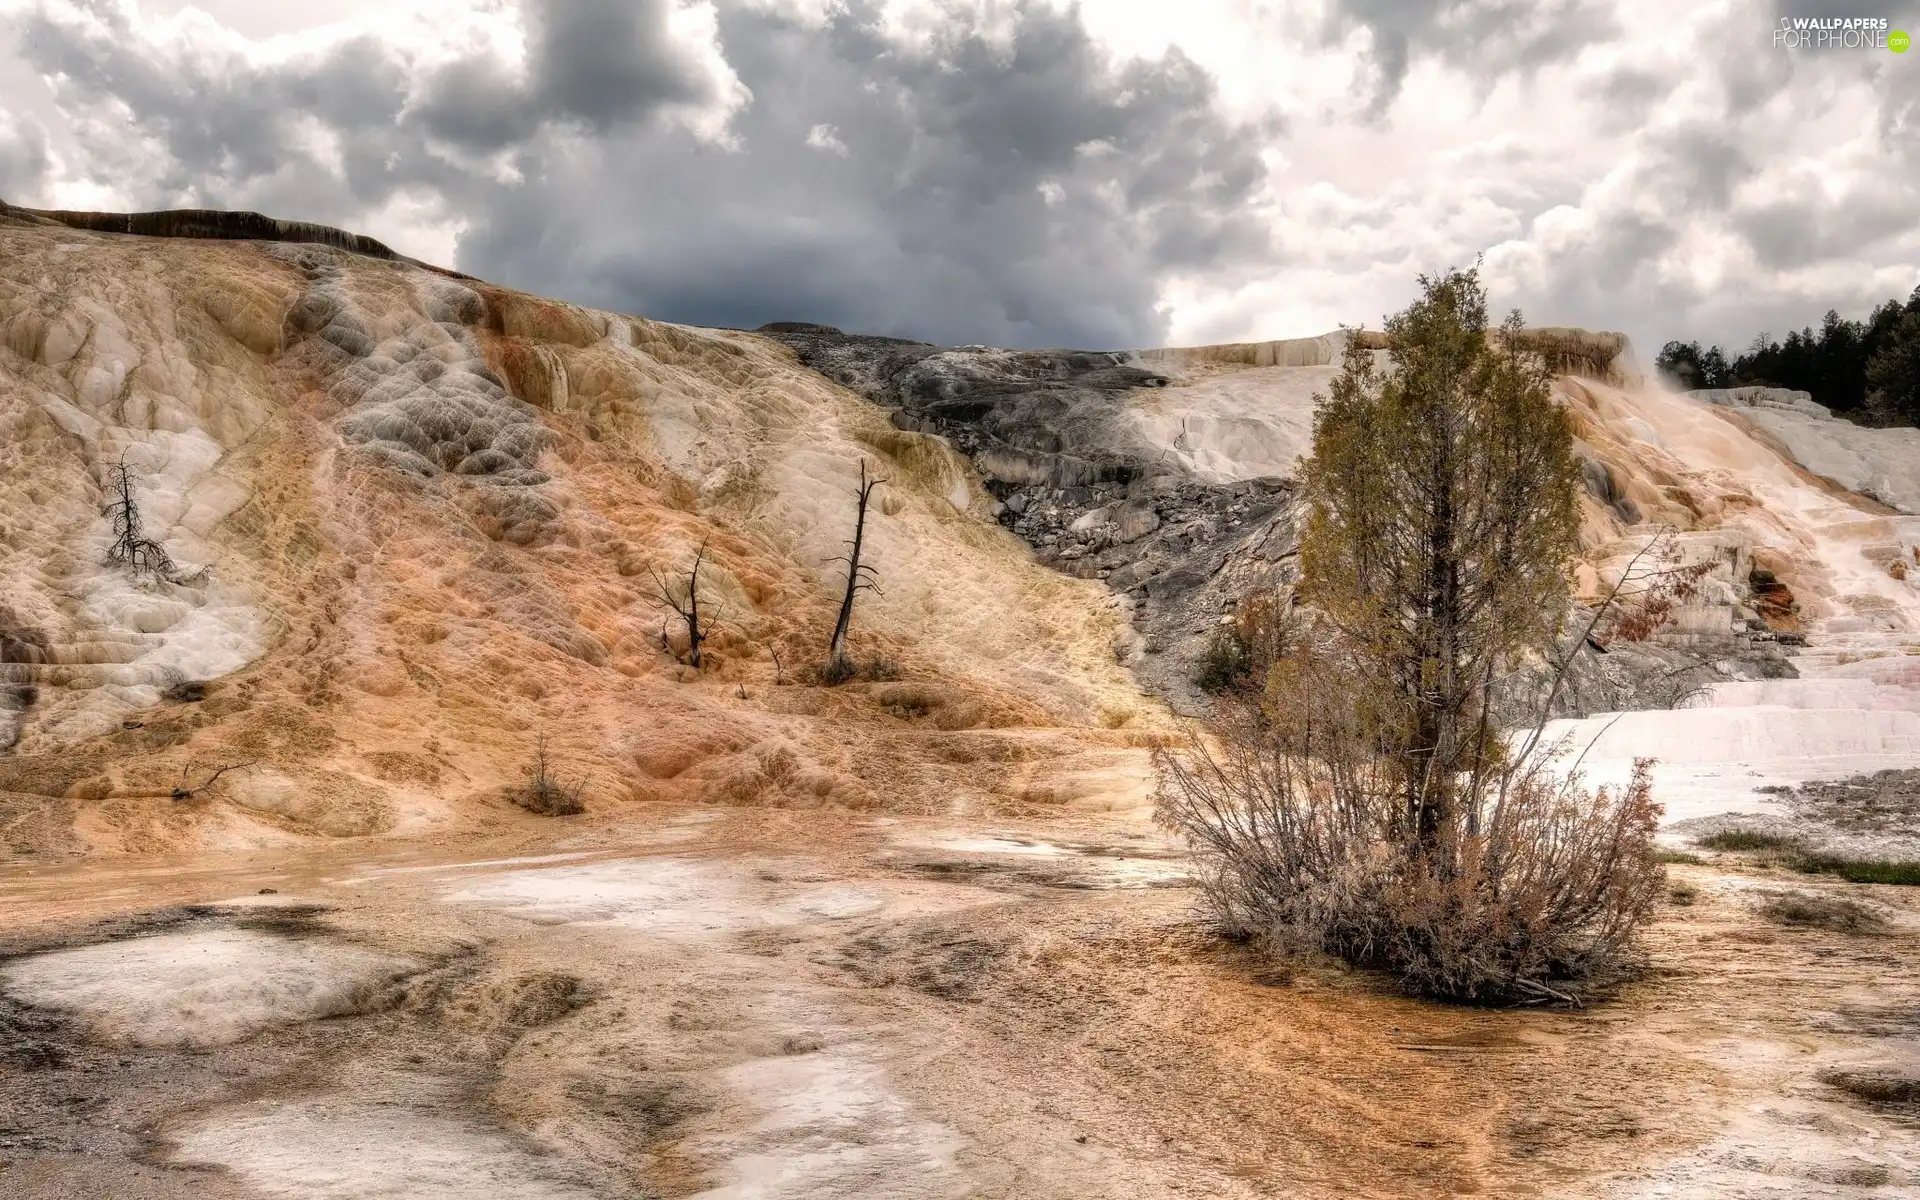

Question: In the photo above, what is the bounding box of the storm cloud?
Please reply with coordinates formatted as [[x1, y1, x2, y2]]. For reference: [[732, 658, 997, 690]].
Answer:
[[1324, 0, 1619, 118], [5, 0, 1919, 357], [12, 0, 1272, 348]]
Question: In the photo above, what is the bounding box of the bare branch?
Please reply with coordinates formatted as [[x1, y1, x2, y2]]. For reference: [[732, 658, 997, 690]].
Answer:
[[171, 760, 255, 801], [646, 535, 720, 669]]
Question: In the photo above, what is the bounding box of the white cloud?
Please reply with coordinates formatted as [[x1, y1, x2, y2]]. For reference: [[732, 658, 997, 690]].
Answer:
[[805, 122, 847, 155]]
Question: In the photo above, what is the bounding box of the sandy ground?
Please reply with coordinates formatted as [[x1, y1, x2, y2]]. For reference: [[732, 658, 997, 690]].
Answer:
[[4, 801, 1917, 1200]]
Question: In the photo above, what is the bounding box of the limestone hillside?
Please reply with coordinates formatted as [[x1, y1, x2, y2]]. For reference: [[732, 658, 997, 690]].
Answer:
[[3, 204, 1916, 856], [0, 209, 1152, 857]]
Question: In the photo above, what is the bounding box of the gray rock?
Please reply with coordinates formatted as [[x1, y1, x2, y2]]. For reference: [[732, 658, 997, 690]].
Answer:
[[759, 323, 1298, 713]]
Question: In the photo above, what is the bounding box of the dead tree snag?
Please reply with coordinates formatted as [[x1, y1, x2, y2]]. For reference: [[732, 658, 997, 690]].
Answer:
[[650, 536, 722, 670], [826, 461, 887, 673]]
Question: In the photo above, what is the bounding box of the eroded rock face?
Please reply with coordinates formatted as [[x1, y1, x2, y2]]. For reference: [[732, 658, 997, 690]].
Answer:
[[0, 219, 1154, 854], [1007, 474, 1296, 712], [761, 323, 1298, 713], [1687, 386, 1920, 515], [760, 323, 1167, 485], [766, 323, 1909, 718]]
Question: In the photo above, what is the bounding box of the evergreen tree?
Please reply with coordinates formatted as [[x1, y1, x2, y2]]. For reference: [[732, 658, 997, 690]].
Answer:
[[1700, 286, 1920, 425], [1865, 307, 1920, 427], [1303, 265, 1582, 847], [1157, 266, 1663, 1002]]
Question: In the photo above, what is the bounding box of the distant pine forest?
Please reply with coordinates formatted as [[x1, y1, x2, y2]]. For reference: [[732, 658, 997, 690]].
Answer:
[[1656, 287, 1920, 428]]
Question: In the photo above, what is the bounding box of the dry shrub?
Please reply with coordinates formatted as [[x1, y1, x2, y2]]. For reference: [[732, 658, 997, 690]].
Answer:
[[814, 652, 901, 686], [1193, 590, 1296, 696], [816, 654, 859, 686], [1156, 654, 1664, 1003], [1757, 892, 1884, 934], [514, 734, 586, 816]]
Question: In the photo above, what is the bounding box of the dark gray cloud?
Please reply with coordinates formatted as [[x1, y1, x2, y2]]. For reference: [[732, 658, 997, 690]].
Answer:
[[13, 0, 733, 220], [0, 114, 51, 200], [1325, 0, 1617, 118], [1736, 184, 1920, 272], [16, 0, 1273, 348], [455, 1, 1271, 347], [19, 0, 1916, 362], [18, 5, 421, 213], [413, 0, 728, 151], [1579, 64, 1668, 133]]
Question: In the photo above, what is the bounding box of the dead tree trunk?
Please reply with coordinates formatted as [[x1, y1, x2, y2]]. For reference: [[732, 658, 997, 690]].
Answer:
[[650, 537, 720, 669], [103, 455, 202, 582], [827, 461, 886, 669]]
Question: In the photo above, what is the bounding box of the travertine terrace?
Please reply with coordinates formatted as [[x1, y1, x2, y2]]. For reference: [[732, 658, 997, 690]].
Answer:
[[0, 216, 1152, 853], [2, 215, 1918, 1198]]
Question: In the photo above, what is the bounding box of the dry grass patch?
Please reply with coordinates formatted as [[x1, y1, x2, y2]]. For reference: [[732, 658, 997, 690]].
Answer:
[[1821, 1068, 1920, 1108], [1756, 892, 1885, 934]]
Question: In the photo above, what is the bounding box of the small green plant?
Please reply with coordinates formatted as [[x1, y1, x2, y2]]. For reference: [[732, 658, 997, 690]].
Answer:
[[1192, 591, 1294, 696], [1692, 828, 1920, 884], [1655, 848, 1703, 865], [1192, 626, 1252, 694], [1798, 855, 1920, 886], [862, 653, 903, 682], [1693, 829, 1802, 853]]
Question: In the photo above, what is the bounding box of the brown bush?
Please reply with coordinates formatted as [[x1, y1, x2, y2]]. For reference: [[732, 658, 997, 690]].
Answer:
[[1156, 646, 1664, 1003], [513, 734, 586, 816]]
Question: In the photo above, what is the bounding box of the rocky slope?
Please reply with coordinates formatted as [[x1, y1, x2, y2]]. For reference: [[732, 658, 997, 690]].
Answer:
[[3, 201, 1917, 845], [766, 320, 1918, 721], [0, 209, 1155, 858], [762, 324, 1329, 712], [3, 207, 1920, 1200]]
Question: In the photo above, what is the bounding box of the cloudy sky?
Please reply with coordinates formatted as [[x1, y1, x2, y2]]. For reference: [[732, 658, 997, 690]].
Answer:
[[1, 0, 1916, 356]]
